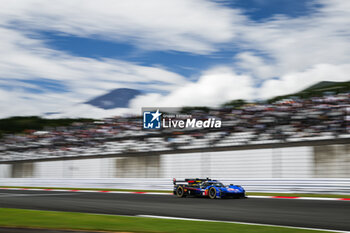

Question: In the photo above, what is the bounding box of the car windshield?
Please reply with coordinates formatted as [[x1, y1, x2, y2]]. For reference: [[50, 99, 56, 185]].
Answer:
[[212, 182, 224, 187]]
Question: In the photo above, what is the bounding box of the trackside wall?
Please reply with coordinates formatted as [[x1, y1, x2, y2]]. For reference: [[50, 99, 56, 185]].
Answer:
[[1, 144, 349, 179]]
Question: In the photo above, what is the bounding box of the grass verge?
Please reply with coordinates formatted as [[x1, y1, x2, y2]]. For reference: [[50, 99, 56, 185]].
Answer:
[[0, 208, 334, 233], [1, 186, 349, 198]]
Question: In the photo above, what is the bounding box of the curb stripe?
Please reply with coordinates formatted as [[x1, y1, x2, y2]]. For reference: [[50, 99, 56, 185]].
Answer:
[[0, 187, 349, 201], [273, 196, 300, 199]]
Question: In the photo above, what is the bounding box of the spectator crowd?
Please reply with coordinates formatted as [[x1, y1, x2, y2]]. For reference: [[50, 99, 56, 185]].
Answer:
[[1, 92, 349, 162]]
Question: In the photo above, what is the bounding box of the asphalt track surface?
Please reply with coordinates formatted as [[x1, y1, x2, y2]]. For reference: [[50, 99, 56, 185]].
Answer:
[[0, 190, 349, 232]]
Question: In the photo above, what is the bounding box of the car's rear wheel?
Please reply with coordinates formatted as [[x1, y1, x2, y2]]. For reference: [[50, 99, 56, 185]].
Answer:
[[176, 186, 185, 198], [209, 187, 217, 199]]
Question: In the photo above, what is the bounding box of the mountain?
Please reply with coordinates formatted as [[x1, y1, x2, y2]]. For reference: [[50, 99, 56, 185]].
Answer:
[[86, 88, 141, 109], [268, 80, 350, 103], [302, 81, 350, 92], [303, 81, 340, 91]]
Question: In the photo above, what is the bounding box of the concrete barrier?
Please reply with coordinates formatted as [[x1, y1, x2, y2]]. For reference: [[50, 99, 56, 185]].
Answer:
[[1, 178, 350, 194]]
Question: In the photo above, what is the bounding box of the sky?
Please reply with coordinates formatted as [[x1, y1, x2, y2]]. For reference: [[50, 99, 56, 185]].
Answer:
[[0, 0, 349, 118]]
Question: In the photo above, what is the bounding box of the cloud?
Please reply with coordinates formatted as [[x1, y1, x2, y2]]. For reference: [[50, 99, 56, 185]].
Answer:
[[230, 0, 350, 99], [236, 0, 350, 79], [130, 67, 254, 108], [259, 64, 350, 99], [0, 27, 187, 87], [0, 88, 124, 119], [0, 26, 190, 118], [234, 52, 276, 80], [0, 0, 244, 118], [0, 0, 241, 54], [1, 0, 350, 118]]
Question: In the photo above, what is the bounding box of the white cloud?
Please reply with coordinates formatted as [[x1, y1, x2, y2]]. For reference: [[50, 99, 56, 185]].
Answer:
[[1, 0, 350, 118], [0, 0, 241, 54], [237, 0, 350, 78], [231, 0, 350, 98], [0, 0, 244, 118], [130, 67, 254, 108], [259, 64, 350, 99], [234, 52, 276, 80], [0, 26, 190, 118], [0, 27, 187, 87], [0, 82, 147, 119]]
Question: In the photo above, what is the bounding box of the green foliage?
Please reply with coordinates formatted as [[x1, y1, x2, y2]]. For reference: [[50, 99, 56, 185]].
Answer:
[[221, 99, 247, 108], [0, 208, 328, 233], [268, 81, 350, 103]]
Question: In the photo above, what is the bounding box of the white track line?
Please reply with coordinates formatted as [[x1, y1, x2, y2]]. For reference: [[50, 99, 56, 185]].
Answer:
[[138, 215, 349, 233], [0, 193, 77, 197], [248, 195, 343, 201]]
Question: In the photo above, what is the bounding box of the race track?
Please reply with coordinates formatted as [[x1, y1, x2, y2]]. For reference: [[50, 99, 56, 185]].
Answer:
[[0, 189, 349, 231]]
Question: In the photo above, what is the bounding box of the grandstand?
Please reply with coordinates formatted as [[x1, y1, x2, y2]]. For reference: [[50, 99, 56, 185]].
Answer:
[[0, 92, 349, 163]]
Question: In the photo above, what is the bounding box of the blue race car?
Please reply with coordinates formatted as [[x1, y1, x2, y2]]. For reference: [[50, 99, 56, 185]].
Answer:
[[173, 178, 246, 199]]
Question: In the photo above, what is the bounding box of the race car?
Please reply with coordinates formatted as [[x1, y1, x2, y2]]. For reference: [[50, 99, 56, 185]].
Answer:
[[173, 178, 246, 199]]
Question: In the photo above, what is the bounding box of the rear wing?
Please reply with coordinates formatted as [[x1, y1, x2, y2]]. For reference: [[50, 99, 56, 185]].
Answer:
[[173, 178, 212, 185]]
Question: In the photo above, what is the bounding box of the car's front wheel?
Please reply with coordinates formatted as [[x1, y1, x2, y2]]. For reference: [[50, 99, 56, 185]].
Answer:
[[208, 187, 217, 199], [176, 186, 186, 198]]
